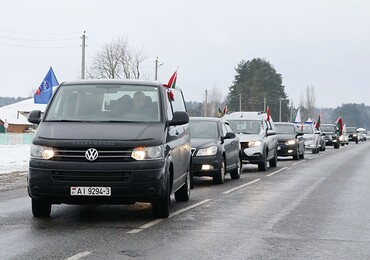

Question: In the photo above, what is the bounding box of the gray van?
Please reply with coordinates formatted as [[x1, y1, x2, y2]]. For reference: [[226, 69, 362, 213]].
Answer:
[[27, 79, 191, 218]]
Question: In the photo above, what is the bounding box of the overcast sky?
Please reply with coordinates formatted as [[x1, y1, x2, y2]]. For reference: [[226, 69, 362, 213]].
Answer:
[[1, 0, 369, 108]]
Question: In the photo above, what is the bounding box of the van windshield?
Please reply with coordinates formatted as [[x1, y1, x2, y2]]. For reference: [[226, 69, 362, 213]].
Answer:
[[44, 84, 161, 122]]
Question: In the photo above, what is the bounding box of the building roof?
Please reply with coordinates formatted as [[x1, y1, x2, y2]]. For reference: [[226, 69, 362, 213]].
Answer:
[[2, 98, 47, 113], [0, 108, 31, 125]]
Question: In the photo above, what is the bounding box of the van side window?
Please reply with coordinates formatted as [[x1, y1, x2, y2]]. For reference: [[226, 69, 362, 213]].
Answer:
[[170, 88, 187, 113], [166, 88, 186, 121]]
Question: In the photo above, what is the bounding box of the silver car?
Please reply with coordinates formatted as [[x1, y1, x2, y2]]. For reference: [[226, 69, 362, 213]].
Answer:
[[224, 111, 278, 171]]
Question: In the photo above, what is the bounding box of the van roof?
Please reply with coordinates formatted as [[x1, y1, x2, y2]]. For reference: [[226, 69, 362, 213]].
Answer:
[[60, 79, 185, 90]]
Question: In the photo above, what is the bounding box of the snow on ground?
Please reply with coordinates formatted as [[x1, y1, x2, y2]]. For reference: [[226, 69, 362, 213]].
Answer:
[[0, 144, 30, 175]]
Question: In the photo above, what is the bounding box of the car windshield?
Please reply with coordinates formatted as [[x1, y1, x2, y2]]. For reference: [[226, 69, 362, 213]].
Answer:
[[346, 127, 356, 133], [321, 125, 336, 132], [227, 120, 261, 134], [189, 121, 219, 138], [275, 124, 295, 134], [44, 84, 161, 122], [302, 125, 313, 134]]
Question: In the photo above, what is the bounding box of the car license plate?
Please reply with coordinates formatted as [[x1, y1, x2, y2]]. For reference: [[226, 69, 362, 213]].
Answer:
[[71, 187, 111, 196]]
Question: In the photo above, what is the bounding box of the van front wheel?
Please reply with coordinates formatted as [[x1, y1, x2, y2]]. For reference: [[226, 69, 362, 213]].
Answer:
[[32, 199, 51, 218]]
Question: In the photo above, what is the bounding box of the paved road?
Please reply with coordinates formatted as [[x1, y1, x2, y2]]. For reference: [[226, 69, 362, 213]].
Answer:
[[1, 142, 370, 259]]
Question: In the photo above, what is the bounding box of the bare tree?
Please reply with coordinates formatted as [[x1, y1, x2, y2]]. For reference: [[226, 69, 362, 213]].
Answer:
[[87, 37, 146, 79], [299, 85, 316, 121], [204, 86, 224, 117]]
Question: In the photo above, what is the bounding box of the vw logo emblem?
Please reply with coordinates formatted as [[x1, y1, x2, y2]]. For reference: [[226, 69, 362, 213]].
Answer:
[[85, 148, 99, 161]]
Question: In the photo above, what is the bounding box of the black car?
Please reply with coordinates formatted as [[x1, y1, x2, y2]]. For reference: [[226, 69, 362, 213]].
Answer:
[[275, 122, 305, 160], [346, 127, 359, 143], [321, 124, 340, 149], [189, 117, 241, 185], [27, 79, 191, 219]]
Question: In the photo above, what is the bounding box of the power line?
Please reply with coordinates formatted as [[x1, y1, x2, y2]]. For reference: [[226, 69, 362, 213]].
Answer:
[[0, 42, 80, 48]]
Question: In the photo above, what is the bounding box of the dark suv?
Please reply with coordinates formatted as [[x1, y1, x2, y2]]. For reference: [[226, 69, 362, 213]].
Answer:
[[346, 127, 358, 144], [321, 123, 340, 149], [27, 79, 191, 219]]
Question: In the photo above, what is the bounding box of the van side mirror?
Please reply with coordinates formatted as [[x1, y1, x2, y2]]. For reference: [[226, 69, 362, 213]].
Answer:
[[169, 111, 189, 126], [28, 110, 42, 124]]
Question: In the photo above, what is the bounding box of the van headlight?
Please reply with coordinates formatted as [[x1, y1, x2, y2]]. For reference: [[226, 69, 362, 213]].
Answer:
[[249, 140, 262, 147], [131, 145, 164, 160], [30, 145, 55, 160], [197, 146, 218, 156]]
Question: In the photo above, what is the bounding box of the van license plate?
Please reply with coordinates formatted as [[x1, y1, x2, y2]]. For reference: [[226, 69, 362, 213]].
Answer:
[[71, 187, 111, 196]]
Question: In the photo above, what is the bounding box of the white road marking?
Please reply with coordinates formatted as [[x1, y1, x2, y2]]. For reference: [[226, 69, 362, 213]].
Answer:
[[292, 160, 306, 166], [128, 199, 212, 234], [307, 155, 318, 160], [66, 251, 91, 260], [222, 179, 261, 194], [266, 167, 287, 177]]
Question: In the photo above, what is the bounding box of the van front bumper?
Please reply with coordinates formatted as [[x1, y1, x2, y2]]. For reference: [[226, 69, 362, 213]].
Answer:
[[28, 159, 166, 204]]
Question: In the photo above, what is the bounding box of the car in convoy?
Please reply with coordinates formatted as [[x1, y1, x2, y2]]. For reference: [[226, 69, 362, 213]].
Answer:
[[318, 128, 326, 151], [321, 123, 340, 149], [224, 111, 278, 171], [27, 79, 191, 219], [357, 128, 367, 141], [346, 126, 358, 143], [189, 117, 241, 185], [275, 122, 305, 160], [300, 123, 321, 153]]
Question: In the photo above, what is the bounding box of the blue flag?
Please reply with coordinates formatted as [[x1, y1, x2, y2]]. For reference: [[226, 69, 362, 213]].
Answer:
[[34, 67, 59, 104]]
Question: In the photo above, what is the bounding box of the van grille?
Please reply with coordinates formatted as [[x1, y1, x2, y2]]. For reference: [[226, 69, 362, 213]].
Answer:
[[52, 148, 134, 162], [51, 171, 132, 182]]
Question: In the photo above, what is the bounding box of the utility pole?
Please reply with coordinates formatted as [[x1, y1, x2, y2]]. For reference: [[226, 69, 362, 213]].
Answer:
[[263, 97, 267, 112], [279, 97, 282, 122], [154, 57, 158, 80], [204, 90, 208, 117], [239, 94, 242, 111], [290, 101, 294, 122], [81, 31, 86, 79], [154, 57, 164, 80]]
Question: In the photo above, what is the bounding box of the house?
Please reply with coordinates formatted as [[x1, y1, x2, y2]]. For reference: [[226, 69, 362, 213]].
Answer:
[[0, 98, 46, 133]]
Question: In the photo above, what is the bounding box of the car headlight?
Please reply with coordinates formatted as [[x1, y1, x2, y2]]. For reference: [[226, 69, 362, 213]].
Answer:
[[353, 134, 357, 137], [285, 140, 296, 145], [30, 145, 55, 160], [131, 145, 164, 160], [249, 140, 262, 147], [196, 146, 218, 156]]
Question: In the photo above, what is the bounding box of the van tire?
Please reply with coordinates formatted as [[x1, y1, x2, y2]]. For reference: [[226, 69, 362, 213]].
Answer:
[[175, 171, 190, 202], [32, 199, 51, 218], [152, 169, 170, 218]]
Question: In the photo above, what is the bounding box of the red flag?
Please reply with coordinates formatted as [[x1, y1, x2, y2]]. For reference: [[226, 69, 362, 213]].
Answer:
[[165, 71, 177, 88], [335, 116, 343, 134], [266, 106, 271, 121], [315, 115, 321, 130]]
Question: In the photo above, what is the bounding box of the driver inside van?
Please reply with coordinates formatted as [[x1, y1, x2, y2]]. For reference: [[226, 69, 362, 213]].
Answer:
[[132, 91, 146, 112]]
